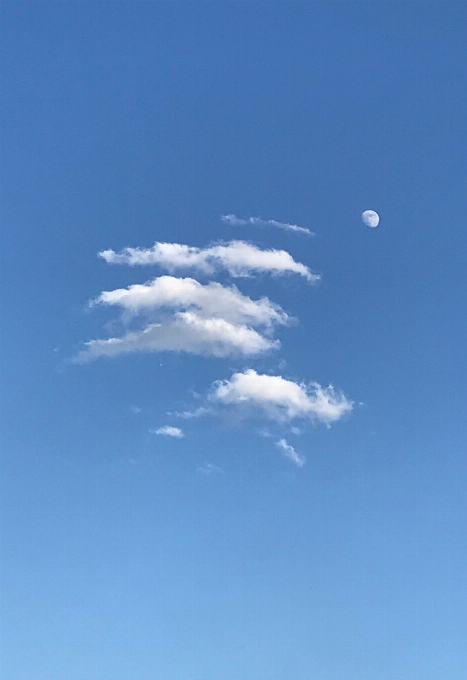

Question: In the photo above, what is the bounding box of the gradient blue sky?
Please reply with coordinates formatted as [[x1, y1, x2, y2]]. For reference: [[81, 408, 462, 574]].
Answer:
[[1, 3, 467, 679]]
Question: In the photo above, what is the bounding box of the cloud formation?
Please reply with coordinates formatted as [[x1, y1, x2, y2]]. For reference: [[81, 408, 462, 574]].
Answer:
[[276, 438, 306, 467], [75, 226, 353, 459], [99, 240, 317, 282], [152, 426, 184, 438], [210, 369, 353, 424], [75, 313, 278, 362], [222, 214, 313, 236], [76, 277, 290, 362], [94, 276, 290, 328]]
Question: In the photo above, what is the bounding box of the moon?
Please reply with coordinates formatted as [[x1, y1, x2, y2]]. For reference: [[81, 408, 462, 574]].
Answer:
[[362, 210, 379, 228]]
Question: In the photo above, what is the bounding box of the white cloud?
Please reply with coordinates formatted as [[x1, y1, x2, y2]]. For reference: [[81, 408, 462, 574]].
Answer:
[[76, 276, 291, 363], [74, 312, 278, 362], [74, 227, 354, 459], [210, 369, 353, 424], [172, 406, 213, 419], [222, 214, 313, 236], [275, 438, 306, 467], [94, 276, 290, 329], [99, 240, 318, 282], [152, 426, 184, 438]]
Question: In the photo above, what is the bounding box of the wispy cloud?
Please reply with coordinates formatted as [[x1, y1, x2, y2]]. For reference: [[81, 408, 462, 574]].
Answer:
[[275, 438, 306, 467], [198, 462, 223, 476], [99, 240, 318, 282], [222, 214, 313, 236], [172, 406, 213, 419], [210, 369, 353, 425], [152, 426, 184, 438]]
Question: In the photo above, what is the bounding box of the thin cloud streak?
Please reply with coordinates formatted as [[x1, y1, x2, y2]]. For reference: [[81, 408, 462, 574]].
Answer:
[[172, 406, 213, 419], [99, 240, 318, 282], [276, 438, 306, 467], [222, 214, 314, 236]]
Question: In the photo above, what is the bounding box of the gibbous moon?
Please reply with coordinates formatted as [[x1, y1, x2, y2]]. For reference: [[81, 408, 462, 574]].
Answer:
[[362, 210, 379, 228]]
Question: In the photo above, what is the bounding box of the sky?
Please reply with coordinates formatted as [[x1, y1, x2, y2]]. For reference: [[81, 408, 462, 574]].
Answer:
[[1, 3, 467, 679]]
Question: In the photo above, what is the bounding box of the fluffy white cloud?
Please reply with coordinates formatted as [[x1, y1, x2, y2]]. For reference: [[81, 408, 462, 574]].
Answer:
[[94, 276, 290, 328], [74, 312, 278, 362], [210, 369, 352, 424], [152, 426, 184, 438], [222, 214, 313, 236], [76, 275, 291, 362], [74, 225, 354, 456], [275, 438, 306, 467], [99, 240, 318, 281]]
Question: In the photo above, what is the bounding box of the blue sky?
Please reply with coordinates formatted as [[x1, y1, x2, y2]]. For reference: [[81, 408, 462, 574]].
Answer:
[[1, 3, 467, 678]]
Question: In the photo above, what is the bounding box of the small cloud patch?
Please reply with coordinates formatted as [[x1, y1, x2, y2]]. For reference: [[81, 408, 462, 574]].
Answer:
[[152, 426, 184, 438], [198, 462, 223, 476], [276, 438, 306, 467]]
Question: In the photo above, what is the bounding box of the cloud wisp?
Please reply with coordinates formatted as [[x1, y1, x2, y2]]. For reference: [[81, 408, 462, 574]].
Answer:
[[75, 277, 291, 363], [198, 462, 223, 476], [222, 214, 313, 236], [172, 406, 213, 419], [99, 240, 318, 282], [152, 426, 184, 438], [276, 438, 306, 467], [210, 369, 353, 425]]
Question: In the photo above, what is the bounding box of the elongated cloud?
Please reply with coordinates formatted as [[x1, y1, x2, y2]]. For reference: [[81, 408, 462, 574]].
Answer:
[[152, 426, 184, 438], [222, 214, 313, 236], [76, 277, 290, 363], [99, 240, 318, 282], [94, 276, 290, 329], [276, 438, 306, 467], [74, 312, 278, 363], [210, 369, 352, 424], [172, 406, 213, 419]]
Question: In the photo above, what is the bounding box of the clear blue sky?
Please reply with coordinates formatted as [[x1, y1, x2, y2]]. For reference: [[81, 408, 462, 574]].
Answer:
[[1, 3, 467, 679]]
